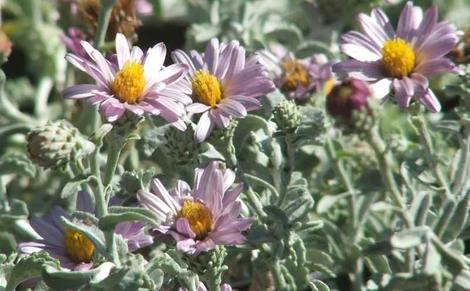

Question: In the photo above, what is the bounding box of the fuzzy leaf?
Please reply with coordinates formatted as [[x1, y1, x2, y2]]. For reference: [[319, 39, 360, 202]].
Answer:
[[5, 253, 58, 291], [0, 154, 36, 177]]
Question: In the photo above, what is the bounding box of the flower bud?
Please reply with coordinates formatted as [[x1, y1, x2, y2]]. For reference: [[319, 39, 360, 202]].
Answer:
[[326, 78, 370, 121], [272, 100, 302, 132], [27, 120, 95, 169]]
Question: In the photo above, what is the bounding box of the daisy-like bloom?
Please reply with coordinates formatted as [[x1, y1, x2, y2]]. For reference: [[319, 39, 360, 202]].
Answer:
[[18, 191, 153, 270], [171, 39, 275, 142], [60, 27, 89, 60], [333, 1, 461, 112], [63, 33, 189, 128], [137, 162, 254, 255], [258, 44, 334, 103]]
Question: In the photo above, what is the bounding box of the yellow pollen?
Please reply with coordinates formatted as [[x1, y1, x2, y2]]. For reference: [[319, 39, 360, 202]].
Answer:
[[281, 59, 310, 92], [191, 70, 222, 107], [382, 38, 416, 78], [176, 200, 213, 240], [64, 228, 95, 263], [111, 61, 146, 104], [323, 78, 336, 96]]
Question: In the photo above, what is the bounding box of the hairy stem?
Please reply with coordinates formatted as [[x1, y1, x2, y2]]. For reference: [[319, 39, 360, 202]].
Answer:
[[452, 126, 470, 195], [366, 125, 412, 228], [88, 0, 119, 266], [411, 114, 452, 197]]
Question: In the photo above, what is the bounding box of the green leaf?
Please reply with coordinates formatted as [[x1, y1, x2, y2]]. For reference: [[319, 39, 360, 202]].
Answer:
[[0, 199, 29, 221], [390, 227, 430, 249], [42, 264, 104, 290], [0, 154, 36, 177], [100, 206, 160, 230], [444, 192, 470, 241], [60, 178, 89, 198], [309, 279, 330, 291], [5, 253, 59, 291]]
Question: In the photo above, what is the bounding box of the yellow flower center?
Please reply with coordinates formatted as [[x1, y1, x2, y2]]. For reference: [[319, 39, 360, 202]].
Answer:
[[176, 200, 213, 239], [64, 228, 95, 263], [111, 61, 146, 104], [281, 59, 310, 92], [381, 38, 416, 78], [191, 70, 222, 107]]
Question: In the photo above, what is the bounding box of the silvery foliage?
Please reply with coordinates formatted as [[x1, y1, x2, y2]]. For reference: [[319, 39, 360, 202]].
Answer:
[[1, 0, 470, 290]]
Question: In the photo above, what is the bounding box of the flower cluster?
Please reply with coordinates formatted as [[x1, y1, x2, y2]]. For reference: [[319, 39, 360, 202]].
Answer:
[[63, 34, 275, 141], [4, 0, 468, 290]]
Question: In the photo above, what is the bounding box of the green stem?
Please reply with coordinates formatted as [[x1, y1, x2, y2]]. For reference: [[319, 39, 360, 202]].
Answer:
[[244, 173, 280, 199], [87, 0, 118, 266], [0, 176, 7, 210], [366, 125, 412, 228], [27, 0, 42, 27], [34, 77, 53, 119], [452, 126, 470, 196], [325, 137, 363, 290], [94, 0, 116, 48], [103, 143, 124, 187], [271, 260, 287, 290], [277, 134, 296, 206], [325, 137, 356, 228], [411, 114, 451, 197], [0, 70, 36, 124], [244, 187, 266, 218]]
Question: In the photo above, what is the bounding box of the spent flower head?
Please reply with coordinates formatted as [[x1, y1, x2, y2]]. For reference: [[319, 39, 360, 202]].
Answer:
[[137, 162, 254, 255], [171, 38, 275, 142], [64, 33, 189, 128], [326, 78, 370, 121], [333, 1, 460, 112]]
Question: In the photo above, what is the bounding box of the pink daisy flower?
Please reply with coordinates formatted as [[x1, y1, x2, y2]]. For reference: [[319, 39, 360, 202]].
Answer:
[[137, 162, 254, 255], [258, 44, 334, 102], [63, 33, 190, 129], [333, 1, 461, 112], [18, 191, 152, 271], [171, 39, 275, 142]]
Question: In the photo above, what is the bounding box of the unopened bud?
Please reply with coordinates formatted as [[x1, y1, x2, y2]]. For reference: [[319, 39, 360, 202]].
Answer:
[[27, 120, 95, 169]]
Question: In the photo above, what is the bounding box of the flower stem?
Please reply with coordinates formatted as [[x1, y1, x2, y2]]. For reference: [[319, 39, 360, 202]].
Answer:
[[103, 142, 124, 188], [94, 0, 116, 48], [87, 0, 118, 266], [244, 173, 280, 199], [366, 125, 412, 228], [452, 126, 470, 195], [410, 114, 451, 197], [34, 77, 53, 120], [277, 134, 296, 206], [325, 137, 363, 290], [325, 137, 356, 228], [0, 176, 7, 210]]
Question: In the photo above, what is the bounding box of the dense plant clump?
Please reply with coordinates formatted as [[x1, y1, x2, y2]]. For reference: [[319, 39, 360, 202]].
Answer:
[[1, 0, 470, 290]]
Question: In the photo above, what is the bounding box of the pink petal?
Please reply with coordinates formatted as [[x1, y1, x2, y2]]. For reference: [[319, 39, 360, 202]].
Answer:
[[116, 33, 131, 69], [63, 84, 99, 99], [194, 111, 214, 142]]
